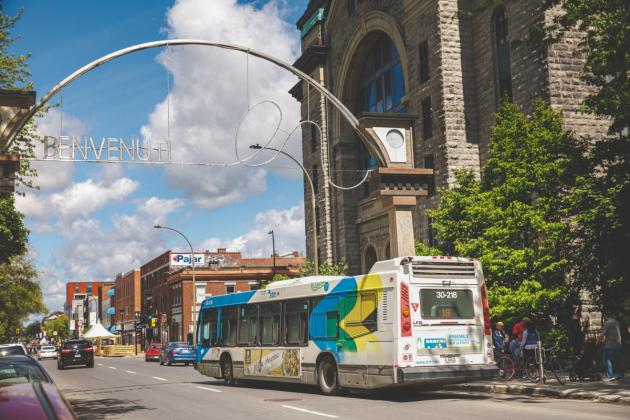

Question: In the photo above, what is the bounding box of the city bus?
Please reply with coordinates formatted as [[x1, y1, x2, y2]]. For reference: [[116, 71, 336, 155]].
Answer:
[[194, 256, 498, 394]]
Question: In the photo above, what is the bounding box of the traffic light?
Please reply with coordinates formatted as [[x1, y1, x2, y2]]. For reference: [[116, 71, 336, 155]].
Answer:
[[151, 318, 156, 327]]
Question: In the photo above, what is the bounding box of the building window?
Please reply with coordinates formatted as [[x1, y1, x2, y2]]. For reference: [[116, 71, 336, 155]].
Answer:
[[421, 97, 433, 140], [310, 123, 317, 153], [363, 245, 378, 272], [346, 0, 355, 16], [250, 283, 259, 291], [75, 285, 79, 294], [418, 40, 429, 83], [312, 164, 319, 195], [424, 154, 436, 196], [226, 284, 235, 294], [86, 284, 93, 295], [494, 6, 512, 102], [360, 35, 405, 113]]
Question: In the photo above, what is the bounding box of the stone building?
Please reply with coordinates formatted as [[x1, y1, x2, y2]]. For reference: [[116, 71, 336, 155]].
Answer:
[[291, 0, 608, 274]]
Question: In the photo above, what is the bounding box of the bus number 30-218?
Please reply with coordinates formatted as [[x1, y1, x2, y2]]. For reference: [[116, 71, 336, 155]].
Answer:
[[436, 291, 458, 299]]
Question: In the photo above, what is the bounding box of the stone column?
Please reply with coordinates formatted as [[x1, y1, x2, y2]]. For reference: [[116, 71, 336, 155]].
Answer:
[[386, 196, 417, 257]]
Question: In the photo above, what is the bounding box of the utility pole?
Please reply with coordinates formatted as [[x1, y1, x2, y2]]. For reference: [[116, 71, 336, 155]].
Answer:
[[269, 229, 276, 278]]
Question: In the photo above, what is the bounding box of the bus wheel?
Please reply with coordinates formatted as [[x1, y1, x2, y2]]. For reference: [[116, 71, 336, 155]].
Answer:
[[221, 356, 236, 386], [318, 356, 339, 395]]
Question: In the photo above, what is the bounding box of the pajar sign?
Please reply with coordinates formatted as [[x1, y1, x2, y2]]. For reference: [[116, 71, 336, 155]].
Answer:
[[171, 253, 205, 267]]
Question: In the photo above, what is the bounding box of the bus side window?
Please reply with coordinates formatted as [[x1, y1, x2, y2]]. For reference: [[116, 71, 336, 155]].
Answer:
[[201, 308, 218, 347], [311, 297, 339, 340], [285, 299, 309, 346], [260, 303, 281, 346], [344, 292, 377, 339], [219, 307, 238, 347], [238, 304, 259, 346]]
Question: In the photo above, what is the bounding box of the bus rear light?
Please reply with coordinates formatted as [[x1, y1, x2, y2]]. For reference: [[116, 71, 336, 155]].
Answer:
[[480, 283, 492, 336], [400, 282, 411, 337]]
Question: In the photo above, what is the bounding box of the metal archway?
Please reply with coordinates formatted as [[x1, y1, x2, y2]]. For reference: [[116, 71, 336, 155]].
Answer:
[[2, 39, 370, 153]]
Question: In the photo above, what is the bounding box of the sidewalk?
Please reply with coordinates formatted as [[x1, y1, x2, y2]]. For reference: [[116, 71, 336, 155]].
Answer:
[[445, 377, 630, 405]]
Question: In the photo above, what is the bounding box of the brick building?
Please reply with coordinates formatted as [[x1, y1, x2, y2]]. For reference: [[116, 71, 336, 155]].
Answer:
[[64, 281, 113, 334], [114, 269, 141, 345], [291, 0, 609, 274], [142, 249, 305, 344]]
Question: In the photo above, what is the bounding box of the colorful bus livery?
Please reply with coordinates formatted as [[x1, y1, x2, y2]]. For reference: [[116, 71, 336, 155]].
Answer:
[[195, 256, 499, 394]]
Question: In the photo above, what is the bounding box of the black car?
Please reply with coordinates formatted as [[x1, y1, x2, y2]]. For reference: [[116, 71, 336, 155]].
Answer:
[[57, 340, 94, 369]]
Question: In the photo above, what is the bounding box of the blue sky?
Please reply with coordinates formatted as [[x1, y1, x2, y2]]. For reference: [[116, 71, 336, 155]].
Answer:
[[8, 0, 309, 312]]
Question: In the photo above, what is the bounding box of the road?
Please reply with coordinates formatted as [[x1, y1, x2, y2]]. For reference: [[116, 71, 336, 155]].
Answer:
[[39, 357, 628, 420]]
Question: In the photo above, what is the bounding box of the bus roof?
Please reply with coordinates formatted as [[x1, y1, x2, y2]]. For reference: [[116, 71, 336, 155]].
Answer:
[[265, 275, 345, 289]]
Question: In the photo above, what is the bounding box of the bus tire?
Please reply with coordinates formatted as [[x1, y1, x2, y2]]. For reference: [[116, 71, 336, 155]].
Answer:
[[221, 355, 236, 386], [317, 355, 339, 395]]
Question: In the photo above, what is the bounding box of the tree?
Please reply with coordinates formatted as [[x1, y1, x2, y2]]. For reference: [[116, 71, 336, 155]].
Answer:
[[415, 241, 442, 256], [0, 255, 46, 341], [42, 315, 70, 341], [547, 0, 630, 315], [428, 101, 588, 326], [299, 259, 348, 277], [24, 320, 41, 338], [0, 194, 28, 264]]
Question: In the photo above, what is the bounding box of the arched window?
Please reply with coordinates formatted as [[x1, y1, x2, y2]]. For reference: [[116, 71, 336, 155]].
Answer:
[[359, 35, 405, 113], [493, 6, 512, 102], [364, 245, 378, 272]]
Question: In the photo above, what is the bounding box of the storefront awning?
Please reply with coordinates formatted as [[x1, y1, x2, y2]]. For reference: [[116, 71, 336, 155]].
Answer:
[[106, 307, 116, 316], [107, 288, 115, 297]]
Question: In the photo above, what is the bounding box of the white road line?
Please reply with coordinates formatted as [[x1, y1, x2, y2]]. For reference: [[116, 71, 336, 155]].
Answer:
[[281, 405, 338, 419], [195, 386, 222, 393], [97, 363, 103, 366], [126, 370, 136, 374], [108, 366, 117, 370], [152, 376, 167, 381]]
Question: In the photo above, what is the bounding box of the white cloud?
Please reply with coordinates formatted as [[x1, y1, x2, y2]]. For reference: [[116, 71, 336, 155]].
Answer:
[[141, 0, 302, 208], [50, 178, 138, 217], [200, 203, 305, 257], [137, 196, 184, 224], [33, 108, 88, 191]]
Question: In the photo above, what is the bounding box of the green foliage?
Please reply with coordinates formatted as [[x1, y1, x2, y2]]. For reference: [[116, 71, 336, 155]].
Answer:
[[0, 194, 28, 264], [24, 320, 41, 338], [414, 241, 443, 256], [43, 315, 70, 340], [0, 255, 46, 341], [548, 0, 630, 315], [488, 280, 566, 327], [299, 259, 348, 276], [0, 9, 41, 190], [429, 101, 586, 323]]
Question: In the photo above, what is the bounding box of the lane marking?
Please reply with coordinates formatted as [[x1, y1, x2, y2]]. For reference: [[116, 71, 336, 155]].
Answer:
[[108, 366, 117, 370], [196, 386, 222, 393], [126, 370, 136, 374], [97, 363, 103, 366], [152, 376, 167, 381], [282, 405, 338, 419]]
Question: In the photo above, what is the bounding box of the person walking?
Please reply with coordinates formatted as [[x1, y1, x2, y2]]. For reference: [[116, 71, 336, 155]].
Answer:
[[600, 315, 624, 381]]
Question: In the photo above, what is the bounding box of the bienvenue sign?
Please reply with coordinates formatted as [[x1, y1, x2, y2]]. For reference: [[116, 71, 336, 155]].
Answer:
[[42, 136, 172, 162]]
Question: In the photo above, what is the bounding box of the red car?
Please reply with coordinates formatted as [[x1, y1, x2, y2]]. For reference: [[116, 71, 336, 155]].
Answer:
[[0, 356, 76, 419], [145, 342, 165, 362]]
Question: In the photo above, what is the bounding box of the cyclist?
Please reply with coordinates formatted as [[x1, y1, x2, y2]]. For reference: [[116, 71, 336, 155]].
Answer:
[[493, 321, 507, 355], [519, 317, 540, 361]]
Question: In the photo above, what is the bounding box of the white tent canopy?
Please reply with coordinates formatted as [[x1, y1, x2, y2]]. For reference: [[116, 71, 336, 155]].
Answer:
[[83, 322, 117, 338]]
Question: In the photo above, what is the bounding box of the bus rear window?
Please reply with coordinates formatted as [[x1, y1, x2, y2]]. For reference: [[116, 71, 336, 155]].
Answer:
[[420, 289, 474, 319]]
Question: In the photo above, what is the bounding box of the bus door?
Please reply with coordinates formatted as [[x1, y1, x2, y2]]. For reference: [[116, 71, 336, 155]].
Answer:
[[408, 261, 487, 367]]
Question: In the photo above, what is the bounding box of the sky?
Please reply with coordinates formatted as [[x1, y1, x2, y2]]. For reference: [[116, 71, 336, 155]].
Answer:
[[6, 0, 310, 314]]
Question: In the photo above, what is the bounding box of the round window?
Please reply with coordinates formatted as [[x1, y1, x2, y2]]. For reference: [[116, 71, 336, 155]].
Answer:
[[386, 129, 404, 148]]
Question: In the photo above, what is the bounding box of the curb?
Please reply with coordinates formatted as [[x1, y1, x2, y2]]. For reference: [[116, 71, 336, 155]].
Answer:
[[443, 383, 630, 405]]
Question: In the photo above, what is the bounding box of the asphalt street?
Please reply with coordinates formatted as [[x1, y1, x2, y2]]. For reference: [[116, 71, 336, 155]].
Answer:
[[39, 357, 629, 420]]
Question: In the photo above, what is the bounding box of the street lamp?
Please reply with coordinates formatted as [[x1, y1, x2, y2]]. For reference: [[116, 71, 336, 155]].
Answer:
[[250, 144, 319, 275], [268, 229, 276, 278], [153, 224, 198, 349], [119, 309, 125, 346]]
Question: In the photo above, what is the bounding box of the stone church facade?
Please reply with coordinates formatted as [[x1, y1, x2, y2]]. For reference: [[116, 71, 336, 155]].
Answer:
[[290, 0, 608, 275]]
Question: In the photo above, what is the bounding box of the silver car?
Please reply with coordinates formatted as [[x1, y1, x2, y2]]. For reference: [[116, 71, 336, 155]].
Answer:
[[37, 345, 58, 360]]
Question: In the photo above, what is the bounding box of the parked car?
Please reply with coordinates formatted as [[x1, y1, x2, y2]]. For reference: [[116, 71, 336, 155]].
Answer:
[[0, 355, 76, 419], [145, 342, 165, 362], [57, 340, 94, 369], [159, 342, 195, 366], [37, 345, 58, 360], [0, 344, 27, 356]]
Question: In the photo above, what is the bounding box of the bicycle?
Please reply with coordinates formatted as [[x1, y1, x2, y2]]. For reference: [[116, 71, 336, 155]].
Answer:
[[494, 349, 516, 381], [525, 344, 567, 385]]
